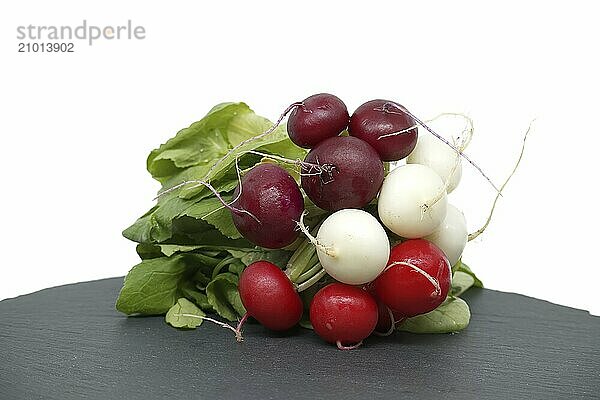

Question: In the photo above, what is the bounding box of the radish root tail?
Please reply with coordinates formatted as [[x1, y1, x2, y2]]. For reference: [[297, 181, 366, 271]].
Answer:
[[421, 114, 474, 215], [336, 340, 363, 350], [243, 150, 337, 184], [234, 312, 250, 342], [154, 177, 260, 224], [373, 306, 396, 337], [296, 211, 336, 257], [468, 119, 534, 241], [173, 313, 242, 342], [376, 102, 499, 193]]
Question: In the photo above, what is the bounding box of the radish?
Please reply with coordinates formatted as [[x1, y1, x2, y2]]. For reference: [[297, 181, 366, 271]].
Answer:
[[231, 163, 304, 248], [287, 93, 349, 148], [373, 298, 405, 335], [378, 163, 448, 239], [348, 99, 418, 161], [310, 283, 378, 350], [299, 209, 390, 285], [237, 261, 303, 332], [373, 239, 451, 317], [406, 133, 462, 193], [301, 136, 384, 211], [425, 204, 467, 266]]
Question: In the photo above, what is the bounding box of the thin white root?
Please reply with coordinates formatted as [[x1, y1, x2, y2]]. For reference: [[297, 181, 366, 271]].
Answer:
[[197, 156, 245, 220], [173, 313, 242, 342], [336, 340, 363, 350], [421, 114, 475, 215], [468, 119, 534, 241], [296, 211, 336, 257], [376, 102, 500, 193], [155, 177, 260, 223], [377, 123, 420, 140], [377, 112, 474, 141], [373, 306, 396, 337], [154, 155, 261, 223], [386, 261, 441, 296], [296, 268, 327, 292]]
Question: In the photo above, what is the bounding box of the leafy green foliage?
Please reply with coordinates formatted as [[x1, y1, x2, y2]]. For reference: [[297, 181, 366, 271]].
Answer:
[[398, 297, 471, 334], [165, 298, 206, 329], [453, 260, 483, 288], [451, 271, 476, 297], [116, 254, 197, 315], [206, 273, 246, 321]]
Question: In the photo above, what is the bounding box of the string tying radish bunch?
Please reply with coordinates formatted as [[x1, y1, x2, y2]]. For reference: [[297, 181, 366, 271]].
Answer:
[[143, 93, 531, 349]]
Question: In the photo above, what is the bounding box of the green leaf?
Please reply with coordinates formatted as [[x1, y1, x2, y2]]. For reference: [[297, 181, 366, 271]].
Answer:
[[228, 261, 245, 276], [192, 269, 211, 290], [206, 273, 246, 321], [123, 194, 254, 246], [147, 103, 244, 182], [165, 298, 206, 329], [451, 271, 475, 297], [454, 260, 483, 288], [227, 248, 293, 268], [182, 196, 242, 239], [158, 244, 202, 257], [181, 283, 212, 311], [116, 254, 196, 315], [116, 252, 223, 315], [299, 316, 313, 330], [148, 102, 305, 197], [398, 297, 471, 334], [135, 243, 163, 260], [123, 206, 159, 243]]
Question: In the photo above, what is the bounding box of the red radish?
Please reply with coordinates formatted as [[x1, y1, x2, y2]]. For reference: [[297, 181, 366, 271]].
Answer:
[[366, 286, 405, 335], [310, 283, 378, 350], [237, 261, 303, 331], [349, 99, 418, 161], [301, 136, 384, 211], [287, 93, 349, 148], [373, 239, 451, 317], [231, 163, 304, 248]]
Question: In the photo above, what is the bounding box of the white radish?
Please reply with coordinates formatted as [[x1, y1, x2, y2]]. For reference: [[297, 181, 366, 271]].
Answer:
[[378, 164, 447, 239], [425, 204, 468, 266], [305, 209, 390, 285], [406, 133, 462, 193]]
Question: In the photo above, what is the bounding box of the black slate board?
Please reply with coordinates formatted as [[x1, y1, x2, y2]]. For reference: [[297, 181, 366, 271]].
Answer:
[[1, 278, 598, 400]]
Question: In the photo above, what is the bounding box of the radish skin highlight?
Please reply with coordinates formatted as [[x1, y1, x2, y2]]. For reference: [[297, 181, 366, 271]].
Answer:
[[425, 204, 468, 266], [378, 164, 448, 239], [299, 209, 390, 285]]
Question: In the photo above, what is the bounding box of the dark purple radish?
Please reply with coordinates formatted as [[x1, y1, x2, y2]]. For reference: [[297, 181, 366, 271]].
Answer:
[[231, 163, 304, 249], [349, 99, 418, 161], [301, 136, 384, 211], [287, 93, 349, 148], [237, 261, 303, 331], [310, 283, 378, 350]]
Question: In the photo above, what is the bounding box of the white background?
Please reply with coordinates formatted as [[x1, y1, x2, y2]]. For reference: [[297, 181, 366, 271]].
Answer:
[[1, 1, 598, 315]]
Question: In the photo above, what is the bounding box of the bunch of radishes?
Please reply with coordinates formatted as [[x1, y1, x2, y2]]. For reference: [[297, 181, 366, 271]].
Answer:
[[225, 93, 475, 350]]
